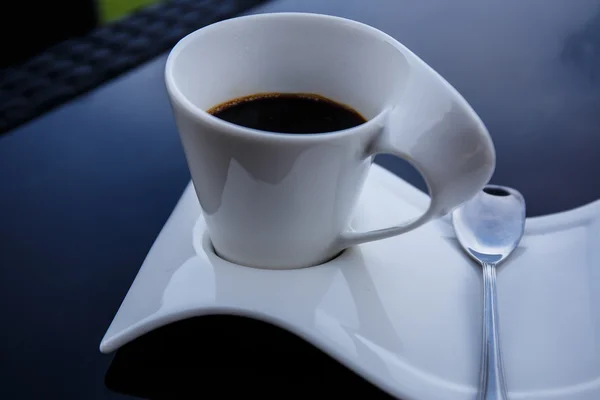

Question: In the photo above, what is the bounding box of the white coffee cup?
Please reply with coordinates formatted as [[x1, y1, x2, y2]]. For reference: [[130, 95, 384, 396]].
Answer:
[[165, 12, 495, 269]]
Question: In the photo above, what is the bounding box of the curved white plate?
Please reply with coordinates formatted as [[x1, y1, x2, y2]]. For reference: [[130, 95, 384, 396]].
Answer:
[[100, 165, 600, 400]]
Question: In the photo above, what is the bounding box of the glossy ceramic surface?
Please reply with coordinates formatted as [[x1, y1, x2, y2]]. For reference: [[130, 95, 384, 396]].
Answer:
[[165, 13, 495, 269], [100, 165, 600, 400]]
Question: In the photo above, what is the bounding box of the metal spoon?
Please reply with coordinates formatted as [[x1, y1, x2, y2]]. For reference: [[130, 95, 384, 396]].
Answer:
[[452, 185, 526, 400]]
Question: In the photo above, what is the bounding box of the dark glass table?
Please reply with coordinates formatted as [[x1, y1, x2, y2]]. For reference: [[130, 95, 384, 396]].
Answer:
[[1, 0, 599, 398]]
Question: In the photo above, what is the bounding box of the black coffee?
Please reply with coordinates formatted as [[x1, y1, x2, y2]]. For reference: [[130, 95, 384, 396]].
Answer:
[[208, 93, 366, 134]]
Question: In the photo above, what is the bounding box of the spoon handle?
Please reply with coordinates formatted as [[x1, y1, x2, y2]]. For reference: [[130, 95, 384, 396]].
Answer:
[[479, 262, 509, 400]]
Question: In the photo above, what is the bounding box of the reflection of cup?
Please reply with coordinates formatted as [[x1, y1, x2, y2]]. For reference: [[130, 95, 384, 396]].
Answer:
[[165, 13, 495, 270]]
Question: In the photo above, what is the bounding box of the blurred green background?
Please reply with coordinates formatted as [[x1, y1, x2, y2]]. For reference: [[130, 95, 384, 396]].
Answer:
[[98, 0, 162, 22]]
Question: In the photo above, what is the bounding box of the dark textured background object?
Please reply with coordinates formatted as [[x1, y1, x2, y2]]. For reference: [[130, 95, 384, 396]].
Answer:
[[0, 0, 99, 68], [0, 0, 270, 135]]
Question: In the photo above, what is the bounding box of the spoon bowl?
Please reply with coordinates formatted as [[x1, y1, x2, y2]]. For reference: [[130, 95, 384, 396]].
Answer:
[[453, 185, 526, 265]]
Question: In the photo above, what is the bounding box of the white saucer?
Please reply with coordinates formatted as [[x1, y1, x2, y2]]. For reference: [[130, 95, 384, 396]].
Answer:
[[100, 165, 600, 400]]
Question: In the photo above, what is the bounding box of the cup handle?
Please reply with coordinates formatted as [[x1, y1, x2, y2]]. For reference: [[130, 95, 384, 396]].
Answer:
[[336, 102, 496, 249]]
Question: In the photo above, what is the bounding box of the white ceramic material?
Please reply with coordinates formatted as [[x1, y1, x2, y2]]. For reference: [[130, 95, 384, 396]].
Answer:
[[100, 165, 600, 400], [165, 12, 495, 269]]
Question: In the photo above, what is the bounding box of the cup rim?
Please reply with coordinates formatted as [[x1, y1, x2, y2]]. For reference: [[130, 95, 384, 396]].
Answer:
[[164, 12, 400, 142]]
